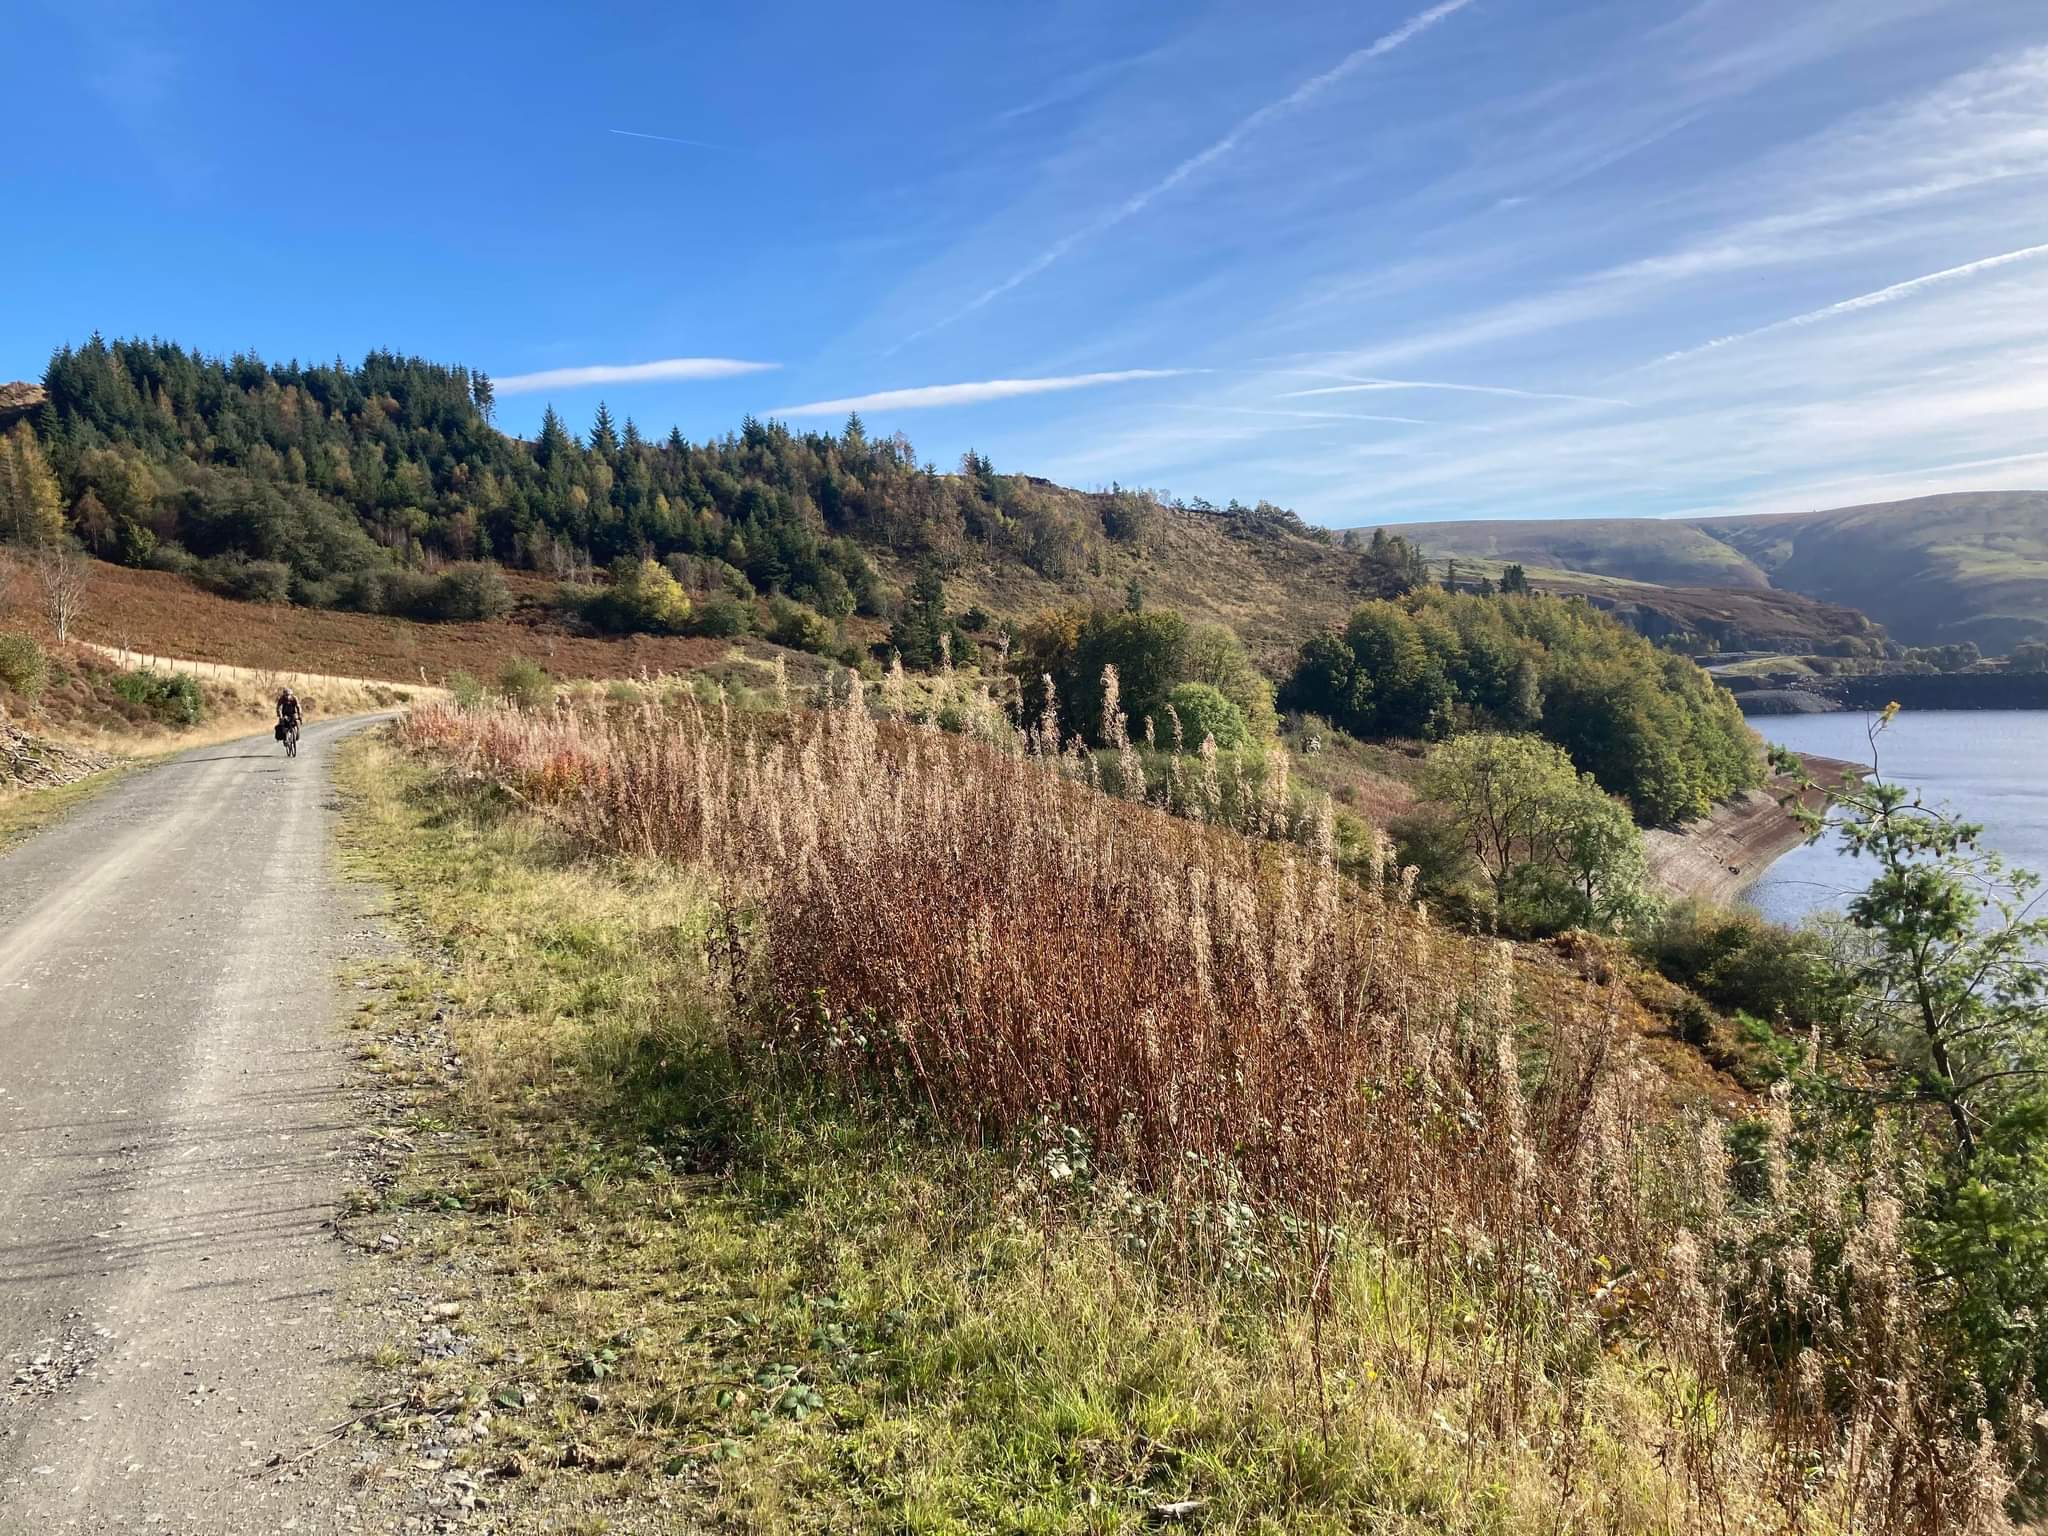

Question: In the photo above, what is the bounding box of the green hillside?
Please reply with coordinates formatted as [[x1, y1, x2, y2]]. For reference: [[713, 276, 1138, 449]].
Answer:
[[0, 339, 1404, 673], [1384, 492, 2048, 652], [1697, 492, 2048, 652], [1390, 516, 1771, 590]]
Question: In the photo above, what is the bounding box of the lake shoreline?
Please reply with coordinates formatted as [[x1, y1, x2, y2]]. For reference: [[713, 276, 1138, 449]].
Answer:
[[1643, 752, 1865, 908]]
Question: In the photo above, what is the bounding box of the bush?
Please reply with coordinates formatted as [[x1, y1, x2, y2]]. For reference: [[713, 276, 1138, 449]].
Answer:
[[200, 556, 292, 605], [145, 541, 198, 577], [1153, 682, 1249, 750], [1641, 898, 1841, 1027], [582, 558, 692, 635], [1281, 590, 1762, 822], [428, 562, 512, 622], [686, 593, 753, 638], [112, 667, 204, 725], [497, 658, 553, 711], [446, 670, 486, 710], [0, 633, 48, 702], [766, 597, 835, 655]]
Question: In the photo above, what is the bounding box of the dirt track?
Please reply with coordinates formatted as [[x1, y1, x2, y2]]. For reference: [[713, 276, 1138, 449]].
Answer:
[[0, 717, 386, 1532]]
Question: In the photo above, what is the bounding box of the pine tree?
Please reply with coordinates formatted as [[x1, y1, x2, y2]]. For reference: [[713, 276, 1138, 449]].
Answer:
[[589, 402, 619, 459], [535, 405, 573, 470]]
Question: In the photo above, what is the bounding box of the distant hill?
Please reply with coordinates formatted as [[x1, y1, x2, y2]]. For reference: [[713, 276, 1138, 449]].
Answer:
[[1381, 492, 2048, 652]]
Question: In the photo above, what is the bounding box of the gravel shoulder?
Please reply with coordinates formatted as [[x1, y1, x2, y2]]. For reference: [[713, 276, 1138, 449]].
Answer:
[[0, 716, 393, 1533]]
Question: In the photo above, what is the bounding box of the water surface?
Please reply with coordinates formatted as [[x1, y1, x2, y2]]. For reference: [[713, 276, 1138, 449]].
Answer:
[[1747, 709, 2048, 929]]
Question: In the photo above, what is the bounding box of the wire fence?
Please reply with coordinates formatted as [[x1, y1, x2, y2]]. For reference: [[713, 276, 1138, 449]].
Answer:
[[82, 643, 448, 699]]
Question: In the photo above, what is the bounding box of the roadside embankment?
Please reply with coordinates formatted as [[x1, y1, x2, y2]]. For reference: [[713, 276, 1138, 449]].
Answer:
[[1642, 752, 1863, 906]]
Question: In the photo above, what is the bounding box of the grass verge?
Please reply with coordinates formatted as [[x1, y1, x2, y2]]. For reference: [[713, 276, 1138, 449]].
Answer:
[[0, 760, 130, 853], [333, 729, 1776, 1535]]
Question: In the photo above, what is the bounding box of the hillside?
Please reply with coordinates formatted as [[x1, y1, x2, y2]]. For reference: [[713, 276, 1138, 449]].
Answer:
[[0, 339, 1402, 676], [1385, 491, 2048, 651], [1696, 492, 2048, 653]]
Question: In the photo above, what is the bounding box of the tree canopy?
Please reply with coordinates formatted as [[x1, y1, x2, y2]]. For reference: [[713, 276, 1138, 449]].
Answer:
[[1282, 589, 1761, 822]]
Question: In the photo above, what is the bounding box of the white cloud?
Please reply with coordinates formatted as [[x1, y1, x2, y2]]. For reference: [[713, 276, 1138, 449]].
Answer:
[[770, 370, 1189, 417], [1297, 48, 2048, 376], [1281, 377, 1631, 406], [908, 0, 1475, 341], [494, 358, 779, 394]]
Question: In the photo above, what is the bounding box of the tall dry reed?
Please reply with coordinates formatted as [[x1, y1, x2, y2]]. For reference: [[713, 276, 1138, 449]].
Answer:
[[396, 687, 2020, 1533]]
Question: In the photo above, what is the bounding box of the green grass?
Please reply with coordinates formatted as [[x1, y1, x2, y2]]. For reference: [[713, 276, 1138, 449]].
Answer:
[[0, 762, 129, 853], [332, 731, 1796, 1535]]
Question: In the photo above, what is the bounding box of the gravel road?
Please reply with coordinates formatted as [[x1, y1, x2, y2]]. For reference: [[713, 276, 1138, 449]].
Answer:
[[0, 717, 389, 1533]]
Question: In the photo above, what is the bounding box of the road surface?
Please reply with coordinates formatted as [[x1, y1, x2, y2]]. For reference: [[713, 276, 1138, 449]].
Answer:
[[0, 717, 384, 1532]]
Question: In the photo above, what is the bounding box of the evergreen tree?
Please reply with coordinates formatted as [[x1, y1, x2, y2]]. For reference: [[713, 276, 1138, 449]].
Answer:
[[589, 402, 619, 459], [535, 405, 573, 469]]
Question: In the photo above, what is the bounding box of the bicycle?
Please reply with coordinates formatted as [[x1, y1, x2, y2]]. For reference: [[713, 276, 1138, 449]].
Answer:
[[282, 720, 301, 758]]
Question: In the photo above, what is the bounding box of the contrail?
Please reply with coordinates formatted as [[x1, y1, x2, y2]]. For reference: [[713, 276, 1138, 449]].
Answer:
[[1650, 241, 2048, 366], [609, 128, 736, 152], [895, 0, 1475, 349]]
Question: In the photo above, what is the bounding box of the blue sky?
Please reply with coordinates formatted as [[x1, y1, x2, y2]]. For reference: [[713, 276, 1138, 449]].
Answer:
[[5, 0, 2046, 525]]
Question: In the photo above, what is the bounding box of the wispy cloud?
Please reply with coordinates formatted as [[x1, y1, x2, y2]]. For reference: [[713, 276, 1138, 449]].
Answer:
[[903, 0, 1475, 344], [495, 358, 779, 395], [1281, 377, 1631, 406], [994, 49, 1159, 124], [608, 128, 737, 152], [1174, 403, 1438, 426], [1649, 241, 2048, 365], [770, 370, 1189, 417]]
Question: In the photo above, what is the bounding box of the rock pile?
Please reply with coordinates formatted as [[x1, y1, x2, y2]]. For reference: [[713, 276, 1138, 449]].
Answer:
[[0, 720, 112, 790]]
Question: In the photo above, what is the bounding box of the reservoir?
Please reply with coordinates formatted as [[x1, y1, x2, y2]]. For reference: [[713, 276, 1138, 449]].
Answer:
[[1747, 709, 2048, 929]]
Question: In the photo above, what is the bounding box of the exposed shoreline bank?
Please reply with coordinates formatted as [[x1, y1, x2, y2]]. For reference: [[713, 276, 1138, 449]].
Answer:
[[1643, 753, 1864, 909], [1732, 673, 2048, 716]]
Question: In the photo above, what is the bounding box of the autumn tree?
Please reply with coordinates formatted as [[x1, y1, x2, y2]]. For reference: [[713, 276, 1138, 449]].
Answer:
[[31, 542, 90, 642], [0, 423, 65, 545]]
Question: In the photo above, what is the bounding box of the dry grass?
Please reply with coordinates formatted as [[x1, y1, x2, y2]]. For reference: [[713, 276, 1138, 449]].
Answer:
[[376, 682, 2024, 1533], [334, 737, 1728, 1533]]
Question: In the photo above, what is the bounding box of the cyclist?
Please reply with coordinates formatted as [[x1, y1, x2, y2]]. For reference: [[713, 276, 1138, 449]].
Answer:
[[276, 687, 303, 743]]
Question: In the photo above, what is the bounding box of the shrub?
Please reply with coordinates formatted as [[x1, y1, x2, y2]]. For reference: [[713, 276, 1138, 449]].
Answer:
[[428, 562, 512, 622], [113, 667, 204, 725], [497, 659, 553, 711], [1154, 682, 1249, 750], [686, 593, 753, 638], [446, 670, 486, 710], [1281, 590, 1761, 822], [0, 633, 48, 702], [583, 558, 692, 635], [145, 540, 199, 577], [766, 597, 835, 654], [200, 556, 292, 605], [1641, 898, 1841, 1027]]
